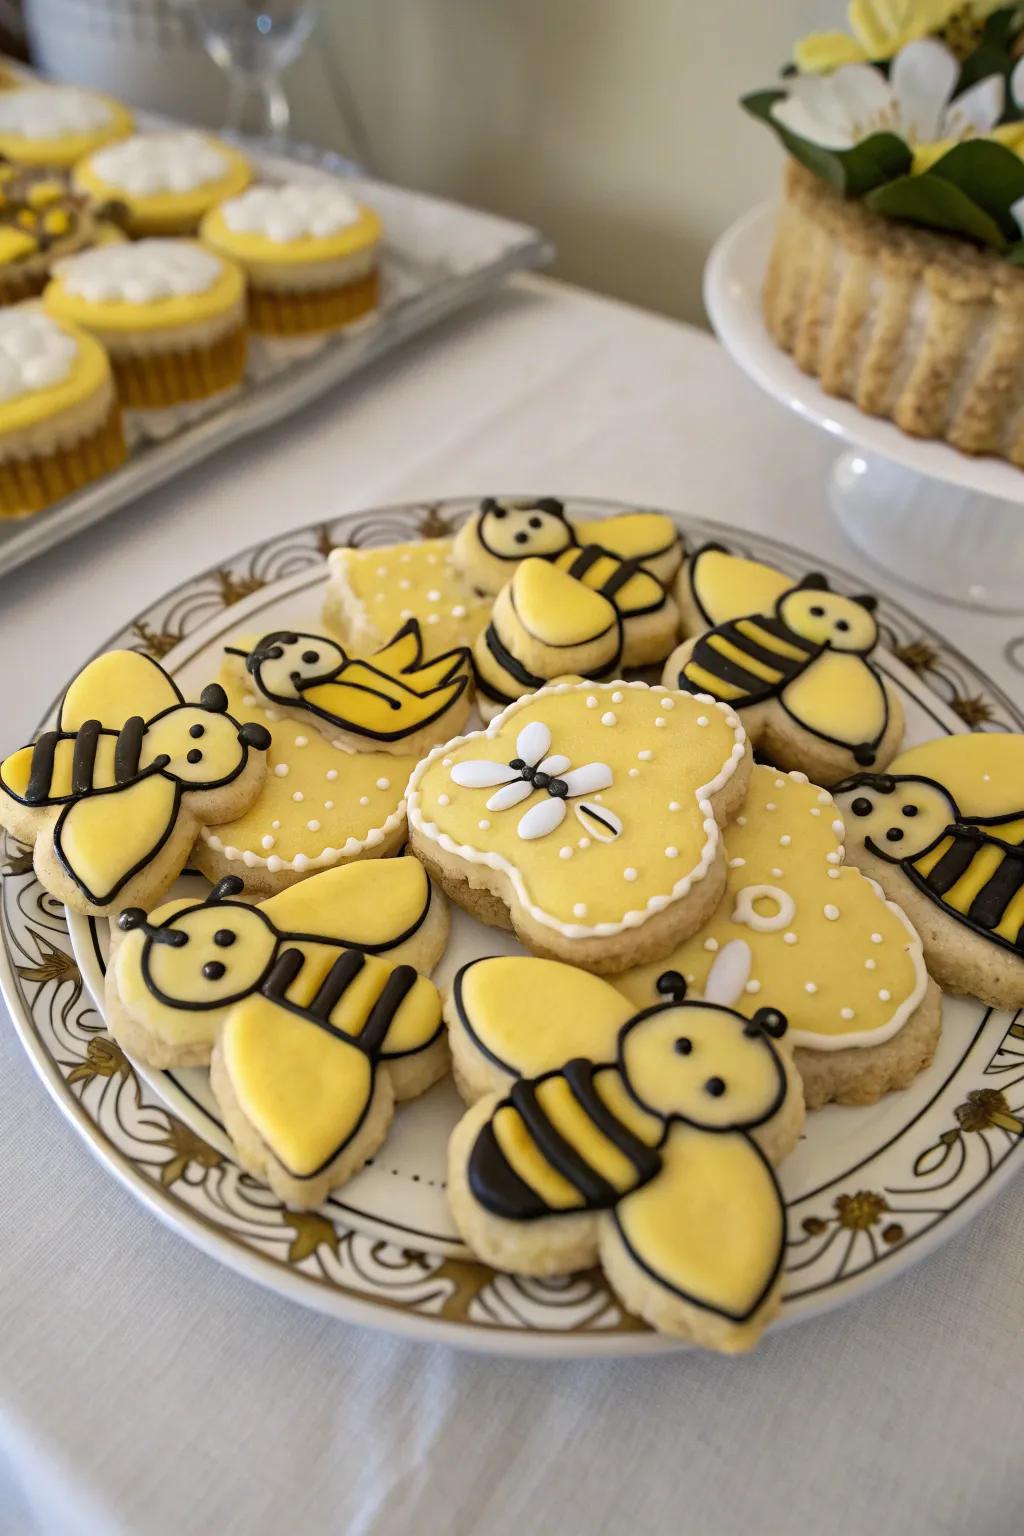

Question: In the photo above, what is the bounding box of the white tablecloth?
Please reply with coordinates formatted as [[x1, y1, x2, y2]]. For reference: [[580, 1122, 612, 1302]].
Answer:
[[1, 277, 1021, 1536]]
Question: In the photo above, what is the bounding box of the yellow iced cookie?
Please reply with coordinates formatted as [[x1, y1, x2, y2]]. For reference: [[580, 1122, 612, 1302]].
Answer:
[[324, 537, 491, 659]]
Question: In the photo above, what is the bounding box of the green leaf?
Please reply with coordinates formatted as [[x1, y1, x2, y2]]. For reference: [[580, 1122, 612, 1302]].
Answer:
[[982, 5, 1021, 50], [866, 173, 1009, 249], [741, 89, 912, 198], [1005, 238, 1024, 263], [925, 139, 1024, 239]]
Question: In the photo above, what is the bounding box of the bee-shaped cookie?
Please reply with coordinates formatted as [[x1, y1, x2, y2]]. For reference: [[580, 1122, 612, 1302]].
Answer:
[[225, 617, 472, 757], [446, 948, 803, 1353], [0, 650, 271, 915], [835, 733, 1024, 1010], [663, 570, 903, 784], [107, 860, 449, 1207]]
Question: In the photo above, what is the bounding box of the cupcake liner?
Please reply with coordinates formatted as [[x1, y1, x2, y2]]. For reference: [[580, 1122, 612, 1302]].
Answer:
[[248, 270, 380, 336], [0, 402, 126, 518], [111, 325, 247, 408]]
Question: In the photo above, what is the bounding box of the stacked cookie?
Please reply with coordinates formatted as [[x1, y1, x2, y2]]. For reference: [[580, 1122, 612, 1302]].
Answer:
[[4, 501, 1019, 1354]]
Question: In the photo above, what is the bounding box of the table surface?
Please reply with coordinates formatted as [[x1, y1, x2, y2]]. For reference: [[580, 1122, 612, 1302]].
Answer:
[[1, 275, 1021, 1536]]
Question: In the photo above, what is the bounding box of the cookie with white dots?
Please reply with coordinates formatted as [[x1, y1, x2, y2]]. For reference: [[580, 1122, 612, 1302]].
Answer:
[[616, 764, 941, 1109], [407, 679, 752, 973], [323, 537, 491, 659]]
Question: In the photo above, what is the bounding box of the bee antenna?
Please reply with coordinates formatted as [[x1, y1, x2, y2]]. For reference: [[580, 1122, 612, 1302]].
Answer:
[[205, 876, 245, 905], [199, 683, 229, 713], [745, 1007, 788, 1040], [655, 970, 687, 1004], [238, 721, 272, 751], [116, 909, 188, 946]]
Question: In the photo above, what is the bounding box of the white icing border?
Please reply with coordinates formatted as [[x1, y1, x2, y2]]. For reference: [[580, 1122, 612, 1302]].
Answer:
[[406, 679, 747, 939]]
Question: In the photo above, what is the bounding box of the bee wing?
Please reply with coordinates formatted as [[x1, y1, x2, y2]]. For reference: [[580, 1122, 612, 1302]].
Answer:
[[58, 650, 182, 732], [261, 857, 433, 961], [517, 796, 567, 840], [610, 1122, 785, 1326], [53, 773, 179, 907]]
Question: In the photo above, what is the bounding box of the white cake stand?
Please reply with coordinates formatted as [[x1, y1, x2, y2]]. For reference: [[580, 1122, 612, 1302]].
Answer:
[[704, 201, 1024, 613]]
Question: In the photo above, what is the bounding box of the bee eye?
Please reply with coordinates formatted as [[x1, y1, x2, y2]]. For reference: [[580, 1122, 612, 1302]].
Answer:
[[705, 1077, 726, 1098], [886, 827, 904, 843], [835, 619, 850, 632], [809, 605, 825, 617], [493, 506, 507, 519], [301, 650, 319, 665], [202, 961, 226, 981], [528, 516, 542, 529], [189, 724, 205, 739], [186, 749, 203, 765], [850, 797, 872, 816], [902, 804, 918, 817], [214, 929, 236, 947], [674, 1037, 692, 1056]]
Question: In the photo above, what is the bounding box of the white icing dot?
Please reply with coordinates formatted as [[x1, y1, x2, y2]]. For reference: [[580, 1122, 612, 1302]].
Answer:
[[376, 566, 387, 577], [827, 851, 842, 864], [771, 867, 783, 878], [399, 552, 412, 563], [400, 609, 413, 620], [292, 791, 304, 803], [982, 773, 991, 782], [879, 989, 891, 1002], [271, 820, 281, 830], [586, 695, 599, 708], [376, 777, 391, 790], [294, 735, 308, 747], [696, 716, 709, 727], [326, 769, 338, 781], [665, 846, 679, 859], [624, 867, 638, 881], [427, 589, 441, 601], [274, 764, 289, 778], [805, 982, 818, 994], [442, 757, 453, 767], [437, 793, 450, 807], [261, 835, 275, 850], [828, 868, 841, 879], [865, 958, 877, 970], [783, 932, 797, 945], [655, 717, 666, 728], [559, 846, 573, 860], [478, 819, 491, 830], [660, 698, 674, 710], [611, 691, 623, 703], [817, 791, 831, 805], [359, 796, 369, 807], [832, 819, 845, 836], [704, 938, 719, 952], [578, 837, 591, 850], [399, 578, 411, 590], [452, 605, 467, 618], [736, 815, 747, 827], [668, 801, 681, 812], [728, 857, 746, 869], [840, 1007, 855, 1021], [573, 902, 587, 918], [774, 778, 786, 788], [824, 904, 840, 920], [765, 802, 776, 812], [324, 800, 334, 810], [870, 933, 883, 944], [628, 768, 640, 778], [427, 614, 440, 625], [306, 819, 321, 832], [779, 835, 792, 847], [810, 807, 822, 817], [745, 980, 762, 994], [601, 712, 617, 726]]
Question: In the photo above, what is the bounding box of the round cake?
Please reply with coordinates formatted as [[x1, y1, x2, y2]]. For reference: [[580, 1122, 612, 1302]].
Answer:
[[199, 181, 381, 336], [0, 86, 132, 168], [0, 306, 125, 517], [73, 131, 251, 237]]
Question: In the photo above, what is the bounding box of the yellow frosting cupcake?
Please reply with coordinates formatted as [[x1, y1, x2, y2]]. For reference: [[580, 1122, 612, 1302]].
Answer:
[[73, 131, 251, 237], [0, 86, 132, 169], [44, 238, 247, 410], [200, 181, 381, 336], [0, 306, 125, 517]]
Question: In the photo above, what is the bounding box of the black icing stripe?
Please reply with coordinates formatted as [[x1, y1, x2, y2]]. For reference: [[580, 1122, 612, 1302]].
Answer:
[[924, 833, 979, 897], [310, 949, 365, 1020], [968, 851, 1024, 931], [600, 556, 644, 598], [468, 1119, 549, 1219], [509, 1077, 619, 1207], [359, 964, 418, 1054], [25, 731, 59, 804], [114, 716, 145, 783], [72, 720, 101, 795], [563, 1060, 660, 1184], [566, 546, 605, 580], [483, 625, 546, 689]]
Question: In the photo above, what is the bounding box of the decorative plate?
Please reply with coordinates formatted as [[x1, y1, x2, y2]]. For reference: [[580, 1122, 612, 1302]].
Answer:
[[2, 498, 1022, 1357]]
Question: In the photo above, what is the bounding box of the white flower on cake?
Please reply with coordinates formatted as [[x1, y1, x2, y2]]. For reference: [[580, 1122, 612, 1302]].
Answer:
[[89, 132, 229, 196], [57, 240, 223, 304], [450, 721, 617, 841], [792, 0, 997, 73], [771, 38, 1003, 165], [221, 182, 362, 244], [0, 87, 113, 140], [0, 311, 78, 402]]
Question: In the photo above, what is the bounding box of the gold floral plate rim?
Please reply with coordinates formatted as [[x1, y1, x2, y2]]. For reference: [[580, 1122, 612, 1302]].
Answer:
[[2, 497, 1022, 1357]]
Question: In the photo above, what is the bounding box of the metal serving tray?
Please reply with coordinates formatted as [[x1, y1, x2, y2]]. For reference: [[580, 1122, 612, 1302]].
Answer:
[[0, 138, 552, 579]]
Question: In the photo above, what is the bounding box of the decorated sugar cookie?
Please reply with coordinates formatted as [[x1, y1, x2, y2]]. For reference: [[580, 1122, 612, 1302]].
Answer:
[[663, 571, 903, 784], [107, 856, 446, 1069], [407, 680, 751, 972], [446, 954, 803, 1353], [835, 734, 1024, 1011], [192, 666, 419, 895], [0, 650, 270, 916], [453, 497, 684, 594], [677, 541, 794, 634], [224, 618, 472, 757], [473, 550, 679, 719], [617, 765, 939, 1109], [324, 538, 491, 660]]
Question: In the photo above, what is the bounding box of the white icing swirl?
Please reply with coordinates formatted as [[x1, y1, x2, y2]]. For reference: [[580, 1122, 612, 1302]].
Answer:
[[58, 240, 222, 304], [221, 182, 361, 244], [0, 310, 78, 403], [0, 87, 113, 141], [89, 132, 230, 197]]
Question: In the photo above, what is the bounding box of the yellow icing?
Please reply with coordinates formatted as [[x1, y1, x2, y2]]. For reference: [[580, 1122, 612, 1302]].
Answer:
[[615, 1122, 782, 1322], [574, 511, 679, 563], [0, 315, 110, 437], [707, 633, 785, 685], [74, 140, 251, 229], [687, 547, 792, 626], [201, 200, 380, 265], [620, 1001, 787, 1126], [888, 733, 1024, 820], [60, 649, 180, 730], [617, 765, 926, 1049], [0, 226, 38, 262], [736, 617, 809, 663], [593, 1066, 662, 1144], [0, 94, 133, 167], [58, 773, 176, 900], [329, 538, 491, 657], [44, 245, 244, 333], [781, 651, 887, 747], [492, 1102, 583, 1209], [511, 559, 618, 647], [259, 856, 429, 947], [457, 955, 635, 1076], [222, 993, 373, 1177], [535, 1074, 639, 1191], [203, 669, 417, 873], [778, 588, 878, 653], [553, 547, 665, 619], [410, 681, 745, 934]]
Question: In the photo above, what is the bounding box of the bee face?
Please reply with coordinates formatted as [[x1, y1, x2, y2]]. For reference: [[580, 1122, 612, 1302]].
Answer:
[[142, 706, 249, 785], [250, 632, 346, 700], [143, 902, 276, 1008], [836, 774, 954, 861], [777, 589, 877, 653], [618, 1004, 786, 1131], [478, 498, 574, 561]]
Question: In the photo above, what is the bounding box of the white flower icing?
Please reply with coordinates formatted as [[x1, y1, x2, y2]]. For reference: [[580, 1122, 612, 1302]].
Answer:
[[58, 240, 222, 304], [221, 182, 361, 244], [89, 132, 230, 197], [0, 87, 112, 141], [0, 311, 78, 404]]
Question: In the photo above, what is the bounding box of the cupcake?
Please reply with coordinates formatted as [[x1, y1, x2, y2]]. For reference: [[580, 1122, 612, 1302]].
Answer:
[[0, 162, 126, 306], [0, 86, 132, 169], [0, 306, 125, 518], [43, 239, 246, 411], [73, 131, 251, 237], [199, 181, 381, 336]]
